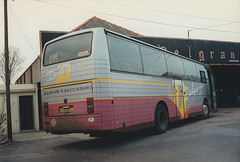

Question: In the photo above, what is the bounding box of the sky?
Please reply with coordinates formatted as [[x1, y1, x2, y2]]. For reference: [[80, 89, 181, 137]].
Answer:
[[0, 0, 240, 84]]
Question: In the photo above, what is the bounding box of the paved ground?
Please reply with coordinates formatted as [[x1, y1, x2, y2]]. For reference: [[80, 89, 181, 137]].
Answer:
[[0, 107, 239, 162]]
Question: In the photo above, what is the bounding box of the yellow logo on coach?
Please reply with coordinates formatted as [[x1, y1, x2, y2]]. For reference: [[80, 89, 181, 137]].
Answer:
[[56, 63, 71, 83], [173, 80, 186, 119]]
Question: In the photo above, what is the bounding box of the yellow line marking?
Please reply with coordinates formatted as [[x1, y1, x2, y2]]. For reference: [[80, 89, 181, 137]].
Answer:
[[41, 78, 171, 90], [41, 79, 96, 89], [99, 78, 170, 86]]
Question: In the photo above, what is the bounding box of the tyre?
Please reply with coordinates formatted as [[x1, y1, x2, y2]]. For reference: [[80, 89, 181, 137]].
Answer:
[[154, 104, 169, 134], [202, 102, 210, 119]]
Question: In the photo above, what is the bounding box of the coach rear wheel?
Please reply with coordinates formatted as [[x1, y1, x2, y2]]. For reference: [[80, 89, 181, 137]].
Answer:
[[155, 104, 168, 134], [202, 102, 210, 119]]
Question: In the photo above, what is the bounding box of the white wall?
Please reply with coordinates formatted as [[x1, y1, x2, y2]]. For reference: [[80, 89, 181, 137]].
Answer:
[[0, 84, 39, 134]]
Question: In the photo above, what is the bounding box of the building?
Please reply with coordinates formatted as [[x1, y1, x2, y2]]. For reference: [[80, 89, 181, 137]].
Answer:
[[0, 84, 40, 134]]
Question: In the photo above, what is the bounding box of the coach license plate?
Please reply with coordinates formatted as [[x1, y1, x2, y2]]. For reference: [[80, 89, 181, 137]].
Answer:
[[59, 105, 74, 113]]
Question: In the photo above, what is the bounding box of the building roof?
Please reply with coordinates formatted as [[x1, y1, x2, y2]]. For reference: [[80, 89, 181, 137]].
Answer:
[[71, 16, 143, 36]]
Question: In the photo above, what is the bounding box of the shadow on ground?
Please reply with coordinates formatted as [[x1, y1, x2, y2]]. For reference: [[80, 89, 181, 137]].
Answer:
[[53, 115, 212, 151]]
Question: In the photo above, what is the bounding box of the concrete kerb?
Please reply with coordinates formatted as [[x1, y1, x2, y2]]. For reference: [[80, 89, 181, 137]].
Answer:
[[12, 131, 59, 141], [12, 131, 92, 142]]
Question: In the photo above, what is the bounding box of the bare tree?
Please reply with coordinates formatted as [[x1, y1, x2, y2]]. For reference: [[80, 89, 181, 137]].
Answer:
[[0, 47, 26, 83], [0, 96, 7, 142], [0, 95, 15, 143]]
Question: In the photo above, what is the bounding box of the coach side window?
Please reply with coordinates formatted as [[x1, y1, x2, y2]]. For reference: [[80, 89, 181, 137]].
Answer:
[[107, 35, 143, 73], [196, 64, 209, 83], [140, 46, 167, 76], [182, 60, 198, 81], [165, 55, 184, 77], [200, 71, 207, 83]]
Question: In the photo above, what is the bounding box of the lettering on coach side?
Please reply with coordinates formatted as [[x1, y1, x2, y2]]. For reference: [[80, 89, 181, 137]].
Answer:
[[56, 63, 71, 83], [43, 82, 93, 96], [185, 82, 204, 101], [46, 63, 71, 82], [46, 62, 84, 82]]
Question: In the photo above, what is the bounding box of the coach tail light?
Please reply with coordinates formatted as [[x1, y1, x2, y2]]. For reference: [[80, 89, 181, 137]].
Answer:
[[43, 102, 49, 116], [87, 97, 94, 113]]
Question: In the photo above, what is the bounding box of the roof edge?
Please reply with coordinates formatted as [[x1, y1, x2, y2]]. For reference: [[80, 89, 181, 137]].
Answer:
[[71, 16, 143, 36]]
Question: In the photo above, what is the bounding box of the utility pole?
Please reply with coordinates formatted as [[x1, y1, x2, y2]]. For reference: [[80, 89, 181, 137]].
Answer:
[[4, 0, 13, 141], [188, 30, 191, 39], [188, 30, 192, 59]]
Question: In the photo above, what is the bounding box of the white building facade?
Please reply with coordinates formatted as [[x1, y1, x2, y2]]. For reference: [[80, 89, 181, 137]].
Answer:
[[0, 84, 40, 134]]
